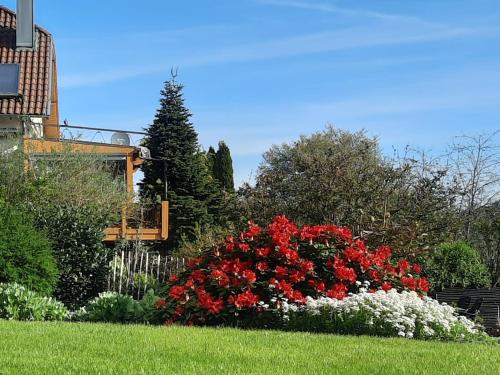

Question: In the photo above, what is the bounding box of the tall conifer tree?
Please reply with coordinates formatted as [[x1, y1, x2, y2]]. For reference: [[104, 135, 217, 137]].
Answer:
[[141, 76, 214, 249], [206, 146, 216, 177], [214, 141, 235, 192]]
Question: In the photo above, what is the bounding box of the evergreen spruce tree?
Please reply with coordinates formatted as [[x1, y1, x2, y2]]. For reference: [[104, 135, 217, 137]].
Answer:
[[214, 141, 235, 192], [141, 76, 216, 249]]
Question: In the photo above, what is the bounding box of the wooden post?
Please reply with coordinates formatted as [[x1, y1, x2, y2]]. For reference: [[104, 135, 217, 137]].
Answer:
[[144, 252, 149, 295], [161, 201, 169, 240], [137, 252, 144, 299], [118, 251, 124, 294], [112, 253, 118, 292]]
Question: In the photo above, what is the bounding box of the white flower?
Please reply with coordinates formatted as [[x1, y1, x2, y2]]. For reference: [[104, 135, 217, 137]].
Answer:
[[280, 290, 484, 340]]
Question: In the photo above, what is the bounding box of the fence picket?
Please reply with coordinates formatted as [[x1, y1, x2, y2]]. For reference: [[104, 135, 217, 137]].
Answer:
[[107, 251, 185, 298]]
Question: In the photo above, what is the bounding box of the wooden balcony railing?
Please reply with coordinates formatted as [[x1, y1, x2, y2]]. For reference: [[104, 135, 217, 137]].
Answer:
[[104, 201, 169, 242]]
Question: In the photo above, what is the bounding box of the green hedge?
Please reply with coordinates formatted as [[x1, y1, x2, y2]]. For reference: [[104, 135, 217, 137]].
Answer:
[[426, 241, 491, 290], [0, 201, 58, 295]]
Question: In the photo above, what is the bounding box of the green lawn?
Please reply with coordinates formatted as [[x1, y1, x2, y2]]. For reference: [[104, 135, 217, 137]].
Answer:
[[0, 321, 498, 374]]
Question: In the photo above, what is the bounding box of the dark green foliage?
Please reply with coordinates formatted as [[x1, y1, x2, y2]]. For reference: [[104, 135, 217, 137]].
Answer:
[[141, 77, 222, 249], [30, 204, 113, 309], [75, 290, 159, 324], [426, 241, 491, 291], [206, 146, 216, 177], [237, 127, 459, 256], [0, 201, 58, 296], [0, 283, 67, 321], [214, 141, 234, 192]]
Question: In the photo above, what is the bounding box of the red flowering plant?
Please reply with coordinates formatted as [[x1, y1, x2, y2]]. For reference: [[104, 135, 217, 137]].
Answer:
[[156, 216, 429, 326]]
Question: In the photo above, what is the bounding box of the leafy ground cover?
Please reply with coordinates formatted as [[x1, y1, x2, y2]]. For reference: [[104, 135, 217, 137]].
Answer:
[[0, 321, 498, 374]]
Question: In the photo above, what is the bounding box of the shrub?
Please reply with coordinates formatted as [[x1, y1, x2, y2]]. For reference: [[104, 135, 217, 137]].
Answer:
[[75, 290, 159, 324], [2, 146, 128, 308], [30, 204, 114, 309], [426, 241, 491, 291], [0, 201, 58, 295], [155, 216, 430, 326], [281, 290, 488, 342], [0, 283, 67, 321]]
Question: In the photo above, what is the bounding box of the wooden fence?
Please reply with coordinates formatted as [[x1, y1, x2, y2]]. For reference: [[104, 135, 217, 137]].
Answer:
[[435, 287, 500, 330], [107, 251, 186, 298]]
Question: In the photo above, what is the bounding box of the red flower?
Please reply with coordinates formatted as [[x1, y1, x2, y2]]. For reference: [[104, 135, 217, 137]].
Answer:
[[169, 285, 186, 301], [210, 270, 230, 288], [401, 276, 417, 290], [154, 298, 166, 310], [398, 259, 411, 274], [242, 270, 257, 284], [368, 269, 381, 282], [196, 288, 224, 314], [412, 263, 422, 274], [326, 283, 348, 300], [290, 290, 306, 304], [372, 245, 392, 266], [238, 242, 251, 252], [299, 260, 315, 274], [344, 246, 363, 262], [190, 270, 207, 284], [232, 259, 252, 274], [383, 264, 397, 276], [168, 274, 179, 282], [279, 247, 299, 264], [359, 256, 371, 270], [256, 261, 269, 272], [316, 281, 326, 293], [354, 239, 366, 252], [225, 236, 235, 253], [417, 277, 430, 292], [289, 270, 305, 283], [275, 266, 288, 279], [381, 282, 393, 291], [256, 247, 272, 257], [229, 290, 260, 309], [187, 257, 203, 269], [335, 266, 357, 283], [242, 221, 262, 239]]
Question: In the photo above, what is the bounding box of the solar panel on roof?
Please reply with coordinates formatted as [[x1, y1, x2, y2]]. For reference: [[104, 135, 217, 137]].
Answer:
[[0, 64, 21, 97]]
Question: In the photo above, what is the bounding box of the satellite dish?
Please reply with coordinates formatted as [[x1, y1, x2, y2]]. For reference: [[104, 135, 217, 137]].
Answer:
[[111, 132, 131, 146]]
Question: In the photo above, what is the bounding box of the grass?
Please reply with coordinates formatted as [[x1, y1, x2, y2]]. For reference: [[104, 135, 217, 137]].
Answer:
[[0, 321, 498, 374]]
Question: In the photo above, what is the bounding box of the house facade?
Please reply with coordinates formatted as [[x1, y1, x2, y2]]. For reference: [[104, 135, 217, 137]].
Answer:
[[0, 3, 59, 139], [0, 2, 168, 242]]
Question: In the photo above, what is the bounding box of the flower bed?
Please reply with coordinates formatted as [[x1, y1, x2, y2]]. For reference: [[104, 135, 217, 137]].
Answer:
[[156, 216, 430, 326], [281, 289, 487, 341]]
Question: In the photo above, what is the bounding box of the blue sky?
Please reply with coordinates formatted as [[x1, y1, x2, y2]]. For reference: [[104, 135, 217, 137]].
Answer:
[[4, 0, 500, 185]]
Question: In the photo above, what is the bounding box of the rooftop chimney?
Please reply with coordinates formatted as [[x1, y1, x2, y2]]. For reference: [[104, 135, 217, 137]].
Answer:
[[16, 0, 35, 49]]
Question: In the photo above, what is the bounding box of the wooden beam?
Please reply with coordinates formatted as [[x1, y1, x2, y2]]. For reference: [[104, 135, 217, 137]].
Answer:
[[161, 201, 169, 240]]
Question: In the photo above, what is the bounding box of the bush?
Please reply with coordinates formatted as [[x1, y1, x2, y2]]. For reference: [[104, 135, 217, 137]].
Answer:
[[426, 241, 491, 291], [30, 204, 114, 309], [74, 290, 159, 324], [0, 201, 58, 295], [281, 290, 489, 342], [155, 216, 430, 326], [1, 146, 128, 309], [0, 283, 67, 321]]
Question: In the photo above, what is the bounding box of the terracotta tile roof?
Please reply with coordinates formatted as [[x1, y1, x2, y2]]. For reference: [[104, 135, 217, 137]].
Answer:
[[0, 5, 54, 116]]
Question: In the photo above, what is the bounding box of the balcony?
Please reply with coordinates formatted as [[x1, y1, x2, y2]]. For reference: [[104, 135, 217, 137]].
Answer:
[[22, 121, 169, 242]]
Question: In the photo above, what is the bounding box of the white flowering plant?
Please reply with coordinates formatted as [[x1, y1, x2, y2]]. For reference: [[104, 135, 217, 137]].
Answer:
[[280, 288, 490, 342]]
